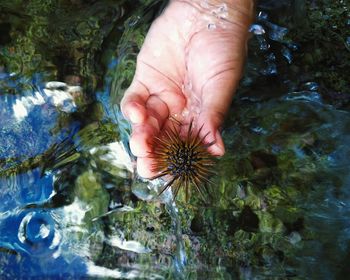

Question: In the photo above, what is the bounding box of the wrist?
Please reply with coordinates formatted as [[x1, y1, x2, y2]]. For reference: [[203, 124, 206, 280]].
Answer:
[[171, 0, 255, 28], [195, 0, 255, 16]]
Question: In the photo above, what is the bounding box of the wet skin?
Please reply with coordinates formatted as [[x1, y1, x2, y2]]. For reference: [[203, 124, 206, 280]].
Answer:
[[121, 0, 255, 178]]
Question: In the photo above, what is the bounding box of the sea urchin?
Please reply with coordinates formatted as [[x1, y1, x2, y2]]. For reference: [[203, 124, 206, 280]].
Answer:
[[150, 120, 215, 201]]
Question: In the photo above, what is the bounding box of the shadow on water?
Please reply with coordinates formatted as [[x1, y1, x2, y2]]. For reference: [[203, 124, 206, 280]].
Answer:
[[0, 0, 350, 279]]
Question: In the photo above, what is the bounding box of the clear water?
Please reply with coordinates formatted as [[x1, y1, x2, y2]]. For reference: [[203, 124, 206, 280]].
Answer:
[[1, 0, 350, 279]]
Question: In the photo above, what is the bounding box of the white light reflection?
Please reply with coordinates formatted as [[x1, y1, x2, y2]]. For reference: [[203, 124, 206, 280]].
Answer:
[[61, 197, 91, 226], [107, 235, 151, 254], [13, 90, 46, 121], [93, 141, 133, 173], [86, 261, 140, 279], [51, 198, 91, 261], [12, 81, 78, 122]]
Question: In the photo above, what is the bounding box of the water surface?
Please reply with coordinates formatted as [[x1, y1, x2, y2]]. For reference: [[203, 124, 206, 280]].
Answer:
[[1, 0, 350, 279]]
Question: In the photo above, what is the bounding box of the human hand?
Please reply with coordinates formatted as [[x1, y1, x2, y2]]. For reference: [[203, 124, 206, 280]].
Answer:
[[121, 0, 254, 178]]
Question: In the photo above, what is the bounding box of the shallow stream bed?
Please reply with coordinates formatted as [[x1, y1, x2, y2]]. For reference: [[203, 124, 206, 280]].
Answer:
[[1, 0, 350, 279]]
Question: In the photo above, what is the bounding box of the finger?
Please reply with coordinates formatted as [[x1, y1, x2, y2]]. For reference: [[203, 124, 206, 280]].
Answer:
[[146, 95, 170, 130], [129, 120, 158, 157], [129, 96, 168, 159], [188, 28, 247, 124], [136, 156, 157, 179], [121, 80, 150, 124], [197, 111, 226, 156], [201, 69, 238, 119], [208, 129, 225, 156], [157, 89, 186, 116], [197, 68, 241, 156]]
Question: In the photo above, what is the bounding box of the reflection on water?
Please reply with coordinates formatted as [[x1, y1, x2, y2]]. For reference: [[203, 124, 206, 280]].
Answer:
[[1, 0, 350, 279]]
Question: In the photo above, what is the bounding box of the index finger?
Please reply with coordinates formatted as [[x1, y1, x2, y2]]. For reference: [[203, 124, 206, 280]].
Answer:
[[121, 80, 150, 124]]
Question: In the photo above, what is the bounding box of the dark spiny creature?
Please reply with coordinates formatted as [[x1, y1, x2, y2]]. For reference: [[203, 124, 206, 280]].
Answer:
[[150, 120, 215, 201]]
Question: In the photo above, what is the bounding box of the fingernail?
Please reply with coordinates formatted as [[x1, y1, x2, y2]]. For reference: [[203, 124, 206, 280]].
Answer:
[[148, 115, 160, 131], [214, 130, 225, 155], [213, 144, 224, 156], [129, 103, 144, 123], [129, 109, 139, 123]]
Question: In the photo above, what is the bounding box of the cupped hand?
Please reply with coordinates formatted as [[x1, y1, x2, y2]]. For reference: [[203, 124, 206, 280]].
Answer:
[[121, 0, 254, 178]]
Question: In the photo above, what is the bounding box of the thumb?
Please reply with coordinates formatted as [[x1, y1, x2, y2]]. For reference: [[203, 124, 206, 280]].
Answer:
[[198, 71, 241, 156], [197, 110, 226, 156]]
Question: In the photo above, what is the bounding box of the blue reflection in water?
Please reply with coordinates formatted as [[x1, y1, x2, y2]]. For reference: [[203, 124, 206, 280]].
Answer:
[[0, 210, 58, 257], [0, 203, 87, 277], [1, 0, 350, 279], [0, 70, 89, 277]]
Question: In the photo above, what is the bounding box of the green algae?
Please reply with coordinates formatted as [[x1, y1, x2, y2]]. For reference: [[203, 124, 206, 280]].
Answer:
[[1, 0, 350, 279]]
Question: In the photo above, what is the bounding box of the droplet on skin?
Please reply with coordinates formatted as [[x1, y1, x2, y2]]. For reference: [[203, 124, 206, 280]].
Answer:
[[153, 47, 162, 58], [208, 23, 216, 30], [217, 4, 228, 19], [200, 0, 209, 9], [186, 81, 192, 90], [181, 109, 189, 118]]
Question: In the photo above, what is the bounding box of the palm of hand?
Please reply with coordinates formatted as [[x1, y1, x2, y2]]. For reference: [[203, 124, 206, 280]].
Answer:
[[121, 1, 251, 178]]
